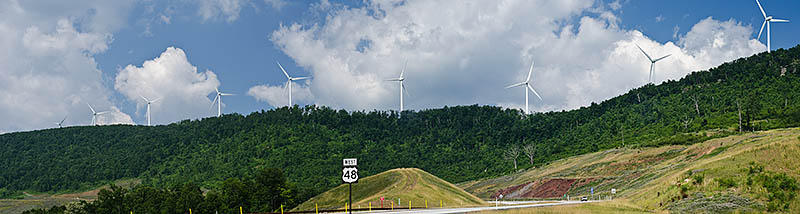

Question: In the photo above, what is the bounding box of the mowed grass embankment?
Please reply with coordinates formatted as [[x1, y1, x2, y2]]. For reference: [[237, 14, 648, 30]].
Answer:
[[460, 128, 800, 213], [293, 168, 485, 211], [473, 200, 653, 214]]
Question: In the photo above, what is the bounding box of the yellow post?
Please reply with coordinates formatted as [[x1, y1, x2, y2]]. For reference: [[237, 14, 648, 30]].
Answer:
[[345, 202, 348, 213], [425, 200, 428, 208], [440, 200, 443, 208], [316, 203, 318, 214], [131, 211, 133, 214], [239, 206, 243, 214], [281, 205, 284, 214], [189, 208, 192, 214], [409, 201, 412, 210], [391, 201, 394, 210], [369, 202, 372, 211]]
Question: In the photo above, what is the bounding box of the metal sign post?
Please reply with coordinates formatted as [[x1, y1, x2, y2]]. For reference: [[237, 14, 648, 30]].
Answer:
[[342, 158, 358, 214]]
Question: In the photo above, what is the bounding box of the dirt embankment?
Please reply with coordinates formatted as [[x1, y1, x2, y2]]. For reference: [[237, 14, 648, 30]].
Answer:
[[494, 178, 590, 199]]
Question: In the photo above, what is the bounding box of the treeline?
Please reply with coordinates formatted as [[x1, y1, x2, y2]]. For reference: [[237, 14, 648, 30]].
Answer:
[[2, 45, 800, 208], [22, 168, 298, 214]]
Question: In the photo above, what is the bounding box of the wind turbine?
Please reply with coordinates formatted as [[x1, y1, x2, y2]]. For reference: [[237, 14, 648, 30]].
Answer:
[[276, 61, 309, 106], [54, 113, 68, 128], [385, 60, 410, 112], [140, 95, 161, 126], [635, 43, 671, 84], [505, 61, 542, 114], [87, 103, 108, 126], [755, 0, 789, 53], [210, 87, 234, 117]]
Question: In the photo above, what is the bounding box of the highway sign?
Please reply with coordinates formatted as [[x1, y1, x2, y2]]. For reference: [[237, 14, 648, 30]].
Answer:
[[343, 158, 357, 166], [342, 167, 359, 183]]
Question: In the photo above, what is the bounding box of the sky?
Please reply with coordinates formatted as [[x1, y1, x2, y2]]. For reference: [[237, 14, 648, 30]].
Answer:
[[0, 0, 798, 133]]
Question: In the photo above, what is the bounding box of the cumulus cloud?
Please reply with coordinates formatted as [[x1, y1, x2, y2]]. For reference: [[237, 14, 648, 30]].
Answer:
[[115, 47, 220, 124], [248, 82, 313, 107], [270, 0, 765, 112], [0, 0, 135, 131]]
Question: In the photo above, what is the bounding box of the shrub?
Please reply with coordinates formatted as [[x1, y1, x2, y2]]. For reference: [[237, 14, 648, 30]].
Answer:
[[693, 174, 705, 185], [716, 177, 737, 188]]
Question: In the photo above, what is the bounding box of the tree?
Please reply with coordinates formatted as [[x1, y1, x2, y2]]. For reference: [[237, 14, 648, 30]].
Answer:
[[504, 145, 520, 170], [522, 143, 536, 165]]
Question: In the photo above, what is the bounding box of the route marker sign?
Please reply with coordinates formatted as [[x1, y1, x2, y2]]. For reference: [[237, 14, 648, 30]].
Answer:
[[342, 158, 358, 214]]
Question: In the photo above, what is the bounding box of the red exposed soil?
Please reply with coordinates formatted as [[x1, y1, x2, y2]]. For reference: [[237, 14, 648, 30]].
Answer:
[[494, 178, 578, 199]]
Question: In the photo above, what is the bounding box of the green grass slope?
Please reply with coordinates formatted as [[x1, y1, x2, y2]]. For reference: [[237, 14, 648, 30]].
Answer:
[[294, 168, 484, 211], [460, 128, 800, 213]]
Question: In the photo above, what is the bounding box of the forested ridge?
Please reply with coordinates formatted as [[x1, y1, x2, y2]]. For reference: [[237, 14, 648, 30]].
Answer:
[[3, 46, 800, 204]]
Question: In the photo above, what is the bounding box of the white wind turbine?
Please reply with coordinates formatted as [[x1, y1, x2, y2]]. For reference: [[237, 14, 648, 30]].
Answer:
[[140, 95, 161, 126], [87, 103, 108, 126], [385, 60, 410, 112], [635, 43, 671, 84], [210, 87, 234, 117], [276, 61, 309, 106], [506, 61, 542, 114], [756, 0, 789, 53], [54, 113, 68, 128]]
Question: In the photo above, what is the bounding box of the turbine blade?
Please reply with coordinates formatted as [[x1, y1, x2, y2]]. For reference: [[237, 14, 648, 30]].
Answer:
[[385, 78, 402, 81], [526, 61, 534, 82], [402, 82, 411, 97], [770, 19, 789, 22], [635, 43, 653, 61], [60, 114, 69, 124], [758, 20, 766, 39], [505, 82, 526, 89], [527, 85, 542, 101], [87, 103, 96, 114], [400, 60, 407, 78], [292, 76, 310, 81], [140, 95, 150, 103], [96, 111, 109, 115], [756, 0, 767, 18], [220, 93, 235, 96], [209, 95, 219, 110], [215, 87, 220, 94], [151, 98, 161, 103], [276, 61, 291, 79], [653, 54, 671, 62]]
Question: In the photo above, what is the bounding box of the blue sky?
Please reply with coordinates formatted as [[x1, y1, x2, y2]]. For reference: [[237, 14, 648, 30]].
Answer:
[[0, 0, 798, 132]]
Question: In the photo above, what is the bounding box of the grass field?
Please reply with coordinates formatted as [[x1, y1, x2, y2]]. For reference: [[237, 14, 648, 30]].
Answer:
[[461, 128, 800, 213], [473, 200, 653, 214], [293, 168, 485, 211]]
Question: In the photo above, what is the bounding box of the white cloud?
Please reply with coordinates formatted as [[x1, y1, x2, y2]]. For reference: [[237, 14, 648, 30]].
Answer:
[[198, 0, 247, 22], [248, 81, 313, 107], [270, 0, 765, 113], [655, 14, 665, 22], [115, 47, 220, 124], [0, 0, 135, 131]]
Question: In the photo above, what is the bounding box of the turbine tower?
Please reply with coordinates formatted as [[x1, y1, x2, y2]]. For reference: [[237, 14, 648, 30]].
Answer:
[[506, 61, 542, 114], [385, 61, 410, 112], [756, 0, 789, 53], [55, 113, 68, 128], [210, 87, 233, 117], [276, 61, 309, 106], [140, 95, 160, 126], [87, 103, 108, 126], [635, 43, 671, 84]]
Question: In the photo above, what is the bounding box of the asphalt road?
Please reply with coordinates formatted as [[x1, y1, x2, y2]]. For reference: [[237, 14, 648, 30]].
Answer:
[[356, 200, 600, 214]]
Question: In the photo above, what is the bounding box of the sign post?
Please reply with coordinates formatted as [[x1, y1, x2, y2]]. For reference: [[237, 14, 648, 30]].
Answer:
[[342, 158, 358, 214]]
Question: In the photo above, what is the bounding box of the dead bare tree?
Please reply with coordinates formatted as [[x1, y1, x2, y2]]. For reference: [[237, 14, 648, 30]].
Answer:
[[691, 95, 700, 115], [737, 100, 743, 132], [522, 143, 536, 165], [504, 145, 520, 170]]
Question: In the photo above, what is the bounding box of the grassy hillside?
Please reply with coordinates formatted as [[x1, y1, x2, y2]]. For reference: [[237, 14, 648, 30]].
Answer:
[[2, 45, 800, 211], [294, 168, 483, 211], [459, 128, 800, 213]]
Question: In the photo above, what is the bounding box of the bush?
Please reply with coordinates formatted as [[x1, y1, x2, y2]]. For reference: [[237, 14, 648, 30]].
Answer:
[[716, 177, 737, 188], [693, 174, 704, 185], [760, 173, 798, 211]]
